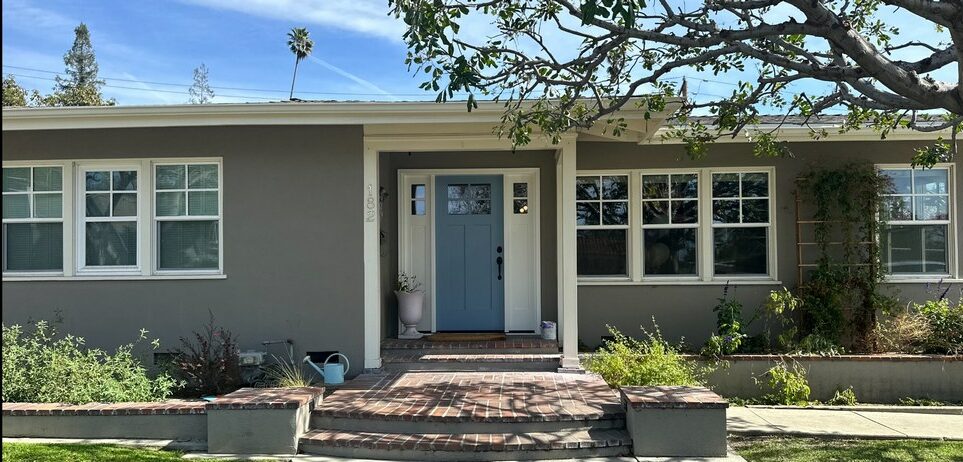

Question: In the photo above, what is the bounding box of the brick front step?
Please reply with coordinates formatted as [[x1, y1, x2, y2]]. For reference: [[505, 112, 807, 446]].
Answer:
[[299, 428, 632, 461], [382, 351, 561, 372], [311, 412, 624, 435]]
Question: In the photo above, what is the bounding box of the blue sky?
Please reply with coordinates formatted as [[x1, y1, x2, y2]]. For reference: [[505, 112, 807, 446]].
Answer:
[[2, 0, 953, 107]]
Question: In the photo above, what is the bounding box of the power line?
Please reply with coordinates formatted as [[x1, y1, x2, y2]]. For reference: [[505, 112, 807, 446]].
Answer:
[[4, 72, 282, 101], [2, 64, 440, 98]]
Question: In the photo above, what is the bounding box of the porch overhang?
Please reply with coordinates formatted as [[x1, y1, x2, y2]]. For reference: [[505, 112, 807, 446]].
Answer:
[[359, 99, 682, 371]]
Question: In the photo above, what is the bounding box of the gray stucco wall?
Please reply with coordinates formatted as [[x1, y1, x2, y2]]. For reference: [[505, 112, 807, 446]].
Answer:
[[379, 150, 558, 337], [2, 125, 366, 376], [576, 140, 961, 348]]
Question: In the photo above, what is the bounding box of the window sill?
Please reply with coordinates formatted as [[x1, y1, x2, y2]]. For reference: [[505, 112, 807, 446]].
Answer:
[[578, 279, 782, 286], [882, 278, 963, 284], [2, 274, 227, 282]]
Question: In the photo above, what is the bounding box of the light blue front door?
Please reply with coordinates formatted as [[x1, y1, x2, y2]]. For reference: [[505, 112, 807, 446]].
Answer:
[[435, 175, 505, 331]]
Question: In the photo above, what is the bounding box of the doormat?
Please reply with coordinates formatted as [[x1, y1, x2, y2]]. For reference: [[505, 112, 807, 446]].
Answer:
[[425, 333, 507, 342]]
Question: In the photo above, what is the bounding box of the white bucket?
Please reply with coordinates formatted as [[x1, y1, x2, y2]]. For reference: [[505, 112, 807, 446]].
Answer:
[[541, 321, 557, 340]]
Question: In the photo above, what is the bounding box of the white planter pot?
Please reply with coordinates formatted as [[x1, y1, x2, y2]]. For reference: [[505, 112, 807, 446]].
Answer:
[[395, 290, 425, 339]]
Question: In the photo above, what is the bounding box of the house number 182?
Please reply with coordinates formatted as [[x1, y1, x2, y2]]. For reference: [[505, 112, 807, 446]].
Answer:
[[365, 184, 376, 222]]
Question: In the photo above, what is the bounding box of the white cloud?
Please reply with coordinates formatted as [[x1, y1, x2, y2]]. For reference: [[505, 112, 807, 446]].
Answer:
[[180, 0, 406, 41], [2, 0, 76, 34], [305, 55, 396, 100]]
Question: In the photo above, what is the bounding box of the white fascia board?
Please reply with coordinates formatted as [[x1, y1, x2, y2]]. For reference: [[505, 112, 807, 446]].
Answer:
[[650, 125, 950, 143], [1, 98, 682, 132]]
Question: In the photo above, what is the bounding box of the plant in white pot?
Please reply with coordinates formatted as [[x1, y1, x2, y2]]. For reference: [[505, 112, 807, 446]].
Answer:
[[395, 273, 424, 339]]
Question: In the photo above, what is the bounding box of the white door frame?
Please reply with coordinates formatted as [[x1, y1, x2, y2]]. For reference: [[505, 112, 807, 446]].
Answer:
[[398, 168, 541, 333]]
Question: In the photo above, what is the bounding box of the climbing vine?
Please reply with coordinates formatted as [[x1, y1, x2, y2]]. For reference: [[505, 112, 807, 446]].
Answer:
[[797, 162, 893, 352]]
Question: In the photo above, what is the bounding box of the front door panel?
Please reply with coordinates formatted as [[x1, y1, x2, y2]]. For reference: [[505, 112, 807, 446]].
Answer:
[[435, 175, 505, 331]]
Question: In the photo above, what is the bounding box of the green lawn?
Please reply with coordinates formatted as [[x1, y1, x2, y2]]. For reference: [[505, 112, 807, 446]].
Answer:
[[733, 437, 963, 462], [2, 443, 188, 462]]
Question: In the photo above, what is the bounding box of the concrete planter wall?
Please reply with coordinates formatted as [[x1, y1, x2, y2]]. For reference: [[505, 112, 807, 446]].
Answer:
[[1, 387, 324, 455], [699, 355, 963, 403]]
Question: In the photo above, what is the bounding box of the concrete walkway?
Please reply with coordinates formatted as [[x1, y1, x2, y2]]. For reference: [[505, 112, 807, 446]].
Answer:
[[728, 406, 963, 440]]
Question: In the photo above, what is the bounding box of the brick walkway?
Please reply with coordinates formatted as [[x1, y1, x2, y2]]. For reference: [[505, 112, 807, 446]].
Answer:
[[317, 372, 622, 422]]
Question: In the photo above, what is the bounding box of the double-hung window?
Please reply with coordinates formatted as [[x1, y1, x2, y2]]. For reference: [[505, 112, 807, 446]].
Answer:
[[879, 166, 953, 276], [154, 163, 221, 272], [576, 175, 629, 276], [2, 166, 64, 273], [711, 171, 771, 276], [641, 173, 699, 277], [80, 167, 140, 271]]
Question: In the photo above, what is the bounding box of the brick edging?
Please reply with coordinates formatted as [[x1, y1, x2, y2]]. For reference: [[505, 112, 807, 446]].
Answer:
[[620, 386, 728, 410], [1, 401, 206, 416], [206, 386, 325, 410]]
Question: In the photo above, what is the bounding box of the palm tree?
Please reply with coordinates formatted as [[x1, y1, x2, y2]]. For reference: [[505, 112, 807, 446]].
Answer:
[[286, 27, 314, 100]]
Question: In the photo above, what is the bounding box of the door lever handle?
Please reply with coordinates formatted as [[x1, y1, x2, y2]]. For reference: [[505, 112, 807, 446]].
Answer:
[[496, 256, 503, 280]]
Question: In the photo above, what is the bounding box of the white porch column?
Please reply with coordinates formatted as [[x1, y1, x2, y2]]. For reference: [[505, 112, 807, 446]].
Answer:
[[362, 145, 382, 370], [556, 138, 580, 370]]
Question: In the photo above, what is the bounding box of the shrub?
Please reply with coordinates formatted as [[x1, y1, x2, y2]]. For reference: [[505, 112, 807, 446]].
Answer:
[[264, 356, 313, 388], [873, 311, 931, 354], [2, 321, 178, 404], [916, 298, 963, 354], [827, 387, 858, 406], [171, 314, 241, 396], [585, 324, 708, 388], [702, 285, 747, 356], [757, 360, 811, 405]]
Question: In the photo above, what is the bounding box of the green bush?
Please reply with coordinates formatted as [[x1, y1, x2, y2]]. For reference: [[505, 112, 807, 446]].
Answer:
[[757, 360, 811, 405], [2, 321, 178, 404], [585, 324, 708, 388], [827, 387, 858, 406], [916, 298, 963, 354]]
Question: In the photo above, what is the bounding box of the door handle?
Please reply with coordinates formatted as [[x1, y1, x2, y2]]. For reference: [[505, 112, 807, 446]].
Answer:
[[496, 256, 503, 280]]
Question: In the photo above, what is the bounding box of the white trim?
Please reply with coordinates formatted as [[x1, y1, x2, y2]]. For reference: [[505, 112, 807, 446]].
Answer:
[[398, 168, 542, 334], [363, 146, 381, 370], [3, 274, 228, 282], [557, 140, 580, 369], [651, 125, 949, 143], [2, 98, 681, 135], [579, 279, 785, 286]]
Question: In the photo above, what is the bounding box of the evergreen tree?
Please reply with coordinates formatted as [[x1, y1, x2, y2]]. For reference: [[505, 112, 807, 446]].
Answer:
[[46, 23, 114, 106], [2, 75, 28, 107], [188, 63, 215, 104]]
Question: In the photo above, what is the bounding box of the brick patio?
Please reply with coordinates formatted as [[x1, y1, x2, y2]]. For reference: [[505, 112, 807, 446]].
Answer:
[[316, 372, 622, 422]]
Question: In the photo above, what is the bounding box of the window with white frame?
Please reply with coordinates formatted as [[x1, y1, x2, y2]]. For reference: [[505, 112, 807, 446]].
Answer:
[[641, 173, 698, 276], [154, 163, 221, 271], [81, 167, 139, 269], [576, 175, 629, 276], [2, 166, 64, 272], [879, 166, 952, 275], [711, 172, 771, 276]]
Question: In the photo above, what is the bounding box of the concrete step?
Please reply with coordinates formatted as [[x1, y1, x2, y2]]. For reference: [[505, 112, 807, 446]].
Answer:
[[381, 337, 559, 355], [299, 428, 632, 461], [311, 411, 624, 434], [381, 352, 561, 372]]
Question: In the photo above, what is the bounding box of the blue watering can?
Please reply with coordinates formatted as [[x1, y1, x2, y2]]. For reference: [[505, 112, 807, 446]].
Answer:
[[304, 353, 350, 385]]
